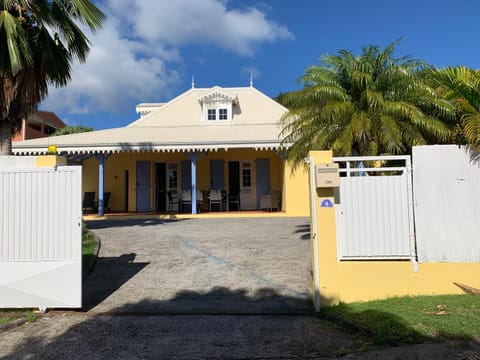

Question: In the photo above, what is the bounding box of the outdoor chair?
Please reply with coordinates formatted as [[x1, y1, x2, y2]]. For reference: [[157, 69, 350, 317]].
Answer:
[[228, 193, 240, 210], [221, 190, 228, 210], [209, 189, 223, 211], [82, 191, 96, 214], [100, 192, 111, 213], [180, 190, 192, 213], [260, 190, 281, 211], [196, 190, 203, 213], [167, 190, 179, 212]]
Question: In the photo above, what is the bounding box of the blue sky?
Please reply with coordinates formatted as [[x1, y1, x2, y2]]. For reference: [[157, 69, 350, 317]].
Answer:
[[41, 0, 480, 130]]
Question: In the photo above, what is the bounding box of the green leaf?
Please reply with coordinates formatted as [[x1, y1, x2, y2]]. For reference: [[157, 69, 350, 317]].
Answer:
[[0, 10, 32, 73]]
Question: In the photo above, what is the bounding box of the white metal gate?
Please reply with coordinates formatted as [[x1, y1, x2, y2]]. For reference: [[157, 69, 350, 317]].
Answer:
[[334, 156, 416, 260], [0, 166, 82, 310]]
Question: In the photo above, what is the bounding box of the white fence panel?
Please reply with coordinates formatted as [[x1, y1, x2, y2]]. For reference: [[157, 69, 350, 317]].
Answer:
[[334, 156, 414, 260], [413, 145, 480, 262], [0, 166, 82, 309]]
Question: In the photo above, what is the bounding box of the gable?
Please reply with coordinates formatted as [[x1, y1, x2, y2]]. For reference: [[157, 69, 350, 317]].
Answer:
[[130, 86, 287, 127]]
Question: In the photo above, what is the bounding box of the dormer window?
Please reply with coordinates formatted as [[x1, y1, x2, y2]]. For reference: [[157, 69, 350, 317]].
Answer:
[[208, 109, 216, 120], [199, 89, 237, 123], [219, 108, 228, 120]]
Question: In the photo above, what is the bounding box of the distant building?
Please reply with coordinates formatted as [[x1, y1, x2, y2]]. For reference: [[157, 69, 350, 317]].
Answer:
[[12, 111, 66, 142]]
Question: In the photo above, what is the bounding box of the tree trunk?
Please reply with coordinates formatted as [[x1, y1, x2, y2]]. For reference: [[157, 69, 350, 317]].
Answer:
[[0, 121, 13, 155]]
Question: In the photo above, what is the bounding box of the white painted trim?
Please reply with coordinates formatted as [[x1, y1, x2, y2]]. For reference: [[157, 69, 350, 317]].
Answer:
[[307, 157, 321, 311], [406, 156, 419, 272], [13, 142, 286, 155]]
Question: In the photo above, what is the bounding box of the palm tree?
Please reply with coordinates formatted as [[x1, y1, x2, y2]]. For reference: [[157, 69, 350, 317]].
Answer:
[[0, 0, 105, 155], [427, 66, 480, 148], [280, 40, 455, 168]]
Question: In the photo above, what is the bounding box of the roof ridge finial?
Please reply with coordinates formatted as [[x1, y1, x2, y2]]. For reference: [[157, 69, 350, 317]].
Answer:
[[249, 72, 253, 87], [191, 75, 195, 89]]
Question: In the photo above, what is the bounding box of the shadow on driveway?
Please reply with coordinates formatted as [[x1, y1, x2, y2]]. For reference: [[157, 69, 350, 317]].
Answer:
[[82, 250, 310, 314], [85, 218, 190, 229], [6, 291, 364, 359], [82, 253, 149, 312], [294, 223, 311, 240]]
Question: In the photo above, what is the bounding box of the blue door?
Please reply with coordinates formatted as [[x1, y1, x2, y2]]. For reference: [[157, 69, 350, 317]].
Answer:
[[210, 160, 224, 190], [256, 159, 270, 208], [136, 161, 151, 212]]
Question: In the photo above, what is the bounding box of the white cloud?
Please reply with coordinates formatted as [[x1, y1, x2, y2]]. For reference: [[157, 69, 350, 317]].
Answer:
[[43, 21, 180, 114], [42, 0, 293, 116], [114, 0, 294, 56]]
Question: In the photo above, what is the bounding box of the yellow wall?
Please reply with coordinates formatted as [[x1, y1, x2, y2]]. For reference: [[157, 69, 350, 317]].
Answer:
[[283, 161, 310, 216], [81, 150, 296, 213], [309, 150, 480, 307], [334, 262, 480, 303], [35, 155, 67, 167]]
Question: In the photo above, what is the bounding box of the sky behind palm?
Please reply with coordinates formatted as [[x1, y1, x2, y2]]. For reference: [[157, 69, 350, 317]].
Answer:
[[41, 0, 480, 130]]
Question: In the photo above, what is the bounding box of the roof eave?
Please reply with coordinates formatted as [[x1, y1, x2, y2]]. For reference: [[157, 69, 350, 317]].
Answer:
[[12, 141, 288, 155]]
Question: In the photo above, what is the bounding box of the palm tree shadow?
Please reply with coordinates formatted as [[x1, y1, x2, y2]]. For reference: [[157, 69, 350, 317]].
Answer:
[[294, 224, 310, 240], [110, 286, 312, 315], [82, 253, 149, 311], [464, 145, 480, 165]]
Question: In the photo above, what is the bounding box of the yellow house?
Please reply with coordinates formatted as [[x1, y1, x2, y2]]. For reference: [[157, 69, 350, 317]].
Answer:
[[13, 85, 310, 216]]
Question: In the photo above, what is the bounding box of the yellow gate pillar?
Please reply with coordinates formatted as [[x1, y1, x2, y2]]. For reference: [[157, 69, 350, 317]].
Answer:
[[308, 150, 341, 311]]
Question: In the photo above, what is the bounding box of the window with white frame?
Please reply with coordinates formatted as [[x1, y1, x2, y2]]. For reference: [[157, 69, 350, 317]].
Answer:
[[167, 163, 178, 189], [207, 108, 216, 120], [218, 108, 228, 120], [205, 102, 230, 121], [242, 162, 251, 187], [199, 91, 237, 123]]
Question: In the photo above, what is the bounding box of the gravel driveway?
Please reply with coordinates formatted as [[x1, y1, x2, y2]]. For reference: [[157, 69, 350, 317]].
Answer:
[[2, 216, 479, 359], [82, 217, 313, 314], [0, 217, 362, 359]]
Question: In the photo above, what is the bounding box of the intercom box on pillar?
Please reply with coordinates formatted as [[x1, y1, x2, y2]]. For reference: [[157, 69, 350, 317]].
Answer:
[[315, 163, 340, 188]]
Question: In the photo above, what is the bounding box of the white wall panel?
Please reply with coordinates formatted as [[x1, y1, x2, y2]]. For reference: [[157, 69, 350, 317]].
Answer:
[[0, 166, 82, 309], [413, 145, 480, 262]]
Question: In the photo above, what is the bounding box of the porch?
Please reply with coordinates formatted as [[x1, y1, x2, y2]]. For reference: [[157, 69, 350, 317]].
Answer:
[[81, 148, 291, 216], [82, 209, 292, 221]]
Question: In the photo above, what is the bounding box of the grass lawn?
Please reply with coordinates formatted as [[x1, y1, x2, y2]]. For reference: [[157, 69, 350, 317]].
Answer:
[[82, 224, 97, 277], [320, 294, 480, 346], [0, 316, 15, 325], [0, 310, 35, 326]]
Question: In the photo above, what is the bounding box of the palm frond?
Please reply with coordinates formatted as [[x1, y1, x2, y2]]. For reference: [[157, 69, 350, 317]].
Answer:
[[378, 115, 404, 153], [0, 10, 32, 73], [51, 1, 91, 62], [62, 0, 106, 30], [462, 112, 480, 147], [350, 111, 371, 143]]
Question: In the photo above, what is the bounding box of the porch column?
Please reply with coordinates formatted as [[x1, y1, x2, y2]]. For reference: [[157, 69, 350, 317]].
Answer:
[[188, 152, 200, 214], [277, 151, 286, 212], [96, 153, 111, 216]]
